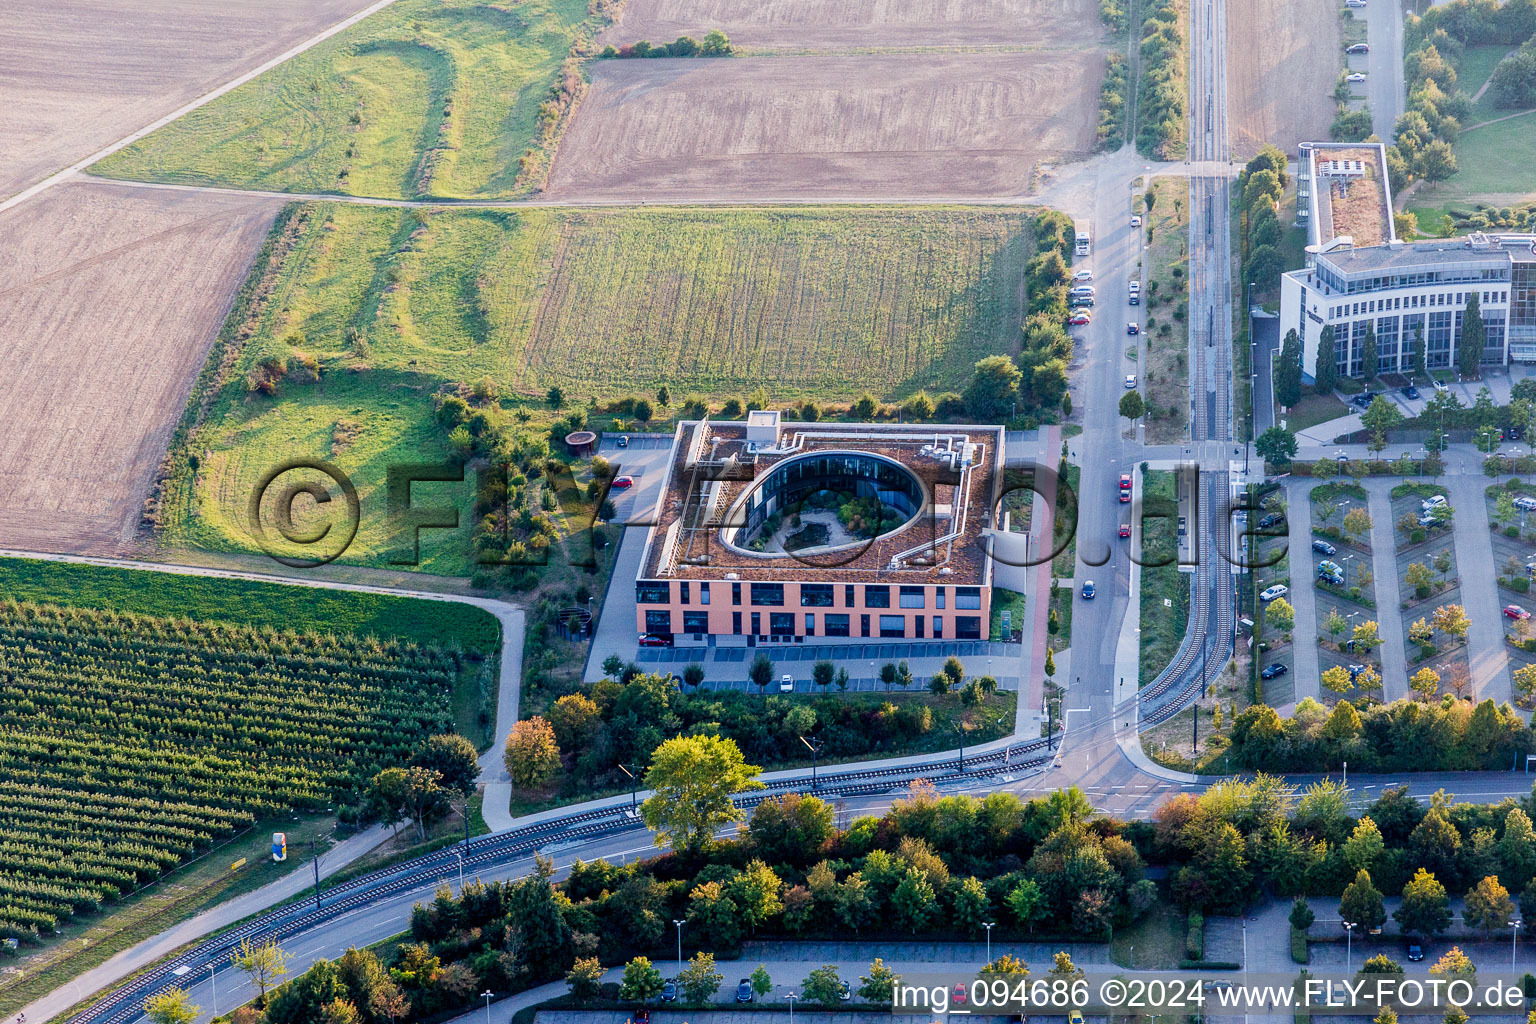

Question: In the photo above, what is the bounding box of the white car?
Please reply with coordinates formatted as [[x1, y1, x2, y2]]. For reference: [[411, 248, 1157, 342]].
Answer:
[[1074, 269, 1094, 282], [1513, 495, 1536, 512], [1125, 374, 1137, 388], [1420, 495, 1447, 511], [779, 674, 794, 693], [1433, 379, 1450, 393], [1346, 72, 1367, 83], [1345, 0, 1366, 7], [1259, 584, 1289, 602]]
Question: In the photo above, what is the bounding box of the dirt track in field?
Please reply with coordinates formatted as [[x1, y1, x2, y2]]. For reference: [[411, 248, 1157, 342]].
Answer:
[[545, 52, 1104, 201], [0, 182, 280, 555], [1226, 0, 1340, 158], [601, 0, 1100, 49], [0, 0, 376, 199]]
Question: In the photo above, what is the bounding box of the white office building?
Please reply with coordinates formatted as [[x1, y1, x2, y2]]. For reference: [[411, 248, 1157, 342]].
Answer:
[[1279, 142, 1536, 378]]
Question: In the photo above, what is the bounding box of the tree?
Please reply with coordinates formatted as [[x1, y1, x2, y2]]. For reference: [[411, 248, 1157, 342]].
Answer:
[[751, 965, 774, 1000], [1431, 603, 1469, 640], [1459, 292, 1487, 379], [1344, 817, 1386, 873], [1290, 896, 1316, 931], [1406, 561, 1435, 598], [566, 958, 604, 1003], [1363, 396, 1403, 456], [892, 867, 938, 932], [1395, 868, 1452, 937], [1047, 951, 1086, 984], [701, 29, 731, 54], [852, 393, 878, 420], [749, 652, 775, 694], [1340, 869, 1387, 931], [231, 937, 292, 1004], [729, 859, 785, 932], [1325, 608, 1348, 638], [1344, 507, 1374, 542], [620, 957, 664, 1003], [879, 662, 898, 689], [677, 952, 725, 1006], [1322, 666, 1354, 695], [1267, 596, 1295, 632], [953, 875, 992, 935], [1417, 138, 1458, 186], [412, 734, 480, 796], [1412, 323, 1427, 377], [1257, 426, 1299, 465], [859, 959, 898, 1002], [1351, 620, 1382, 654], [1119, 390, 1146, 425], [682, 662, 706, 691], [546, 386, 565, 410], [813, 659, 835, 689], [1429, 947, 1476, 984], [1276, 328, 1304, 408], [144, 988, 199, 1024], [506, 718, 561, 790], [1007, 877, 1046, 931], [964, 356, 1022, 420], [1362, 324, 1378, 380], [1316, 325, 1339, 394], [1375, 1005, 1399, 1024], [641, 734, 764, 851], [1462, 875, 1516, 937], [803, 965, 844, 1007], [1515, 664, 1536, 702], [943, 656, 965, 689], [687, 880, 742, 949], [1410, 667, 1442, 700]]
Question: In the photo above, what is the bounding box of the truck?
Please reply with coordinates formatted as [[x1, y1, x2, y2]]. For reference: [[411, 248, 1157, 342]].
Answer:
[[1074, 219, 1091, 257]]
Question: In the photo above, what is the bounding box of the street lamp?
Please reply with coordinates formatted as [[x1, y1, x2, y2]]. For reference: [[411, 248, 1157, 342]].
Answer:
[[481, 990, 494, 1024], [618, 763, 641, 814], [983, 921, 996, 964], [455, 849, 464, 890], [1511, 919, 1523, 969], [208, 962, 217, 1019], [673, 918, 686, 967], [799, 735, 823, 791], [1342, 920, 1357, 971], [786, 990, 799, 1024]]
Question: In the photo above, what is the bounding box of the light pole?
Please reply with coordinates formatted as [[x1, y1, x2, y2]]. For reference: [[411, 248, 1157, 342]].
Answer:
[[619, 763, 640, 814], [455, 849, 464, 890], [800, 735, 823, 791], [208, 962, 217, 1019], [786, 990, 799, 1024], [983, 921, 995, 964], [674, 918, 685, 968], [481, 990, 494, 1024], [955, 722, 967, 772], [1343, 920, 1356, 971], [1511, 919, 1523, 969]]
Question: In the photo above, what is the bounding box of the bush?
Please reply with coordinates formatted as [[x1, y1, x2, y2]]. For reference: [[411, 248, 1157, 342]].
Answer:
[[1291, 926, 1309, 963], [1186, 909, 1205, 960], [1410, 529, 1426, 544]]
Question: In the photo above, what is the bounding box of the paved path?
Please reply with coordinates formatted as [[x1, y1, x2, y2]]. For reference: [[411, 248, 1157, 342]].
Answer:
[[1364, 479, 1409, 701], [1444, 473, 1512, 704], [1283, 479, 1322, 704]]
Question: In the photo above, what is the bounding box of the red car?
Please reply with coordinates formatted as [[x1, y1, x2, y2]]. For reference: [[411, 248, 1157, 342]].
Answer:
[[1505, 605, 1530, 620], [638, 634, 670, 646], [1068, 311, 1092, 326], [1119, 523, 1132, 538], [1118, 473, 1132, 503], [612, 475, 634, 488]]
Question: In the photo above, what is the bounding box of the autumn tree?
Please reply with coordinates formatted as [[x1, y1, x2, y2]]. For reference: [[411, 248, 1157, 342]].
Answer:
[[642, 734, 763, 851], [506, 717, 561, 790]]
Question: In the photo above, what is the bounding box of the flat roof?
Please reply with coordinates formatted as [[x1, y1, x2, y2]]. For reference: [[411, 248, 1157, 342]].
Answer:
[[1319, 240, 1512, 274], [1306, 144, 1393, 249], [638, 420, 1004, 585]]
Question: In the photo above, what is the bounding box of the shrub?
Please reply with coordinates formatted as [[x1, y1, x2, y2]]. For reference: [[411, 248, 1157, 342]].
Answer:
[[1186, 909, 1205, 960], [1291, 926, 1310, 963]]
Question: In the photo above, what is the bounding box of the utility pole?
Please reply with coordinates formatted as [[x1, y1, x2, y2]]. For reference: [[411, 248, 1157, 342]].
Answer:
[[310, 835, 322, 913], [619, 763, 640, 814], [673, 918, 685, 968], [799, 735, 823, 791], [956, 722, 966, 773], [208, 962, 217, 1019], [983, 921, 995, 964]]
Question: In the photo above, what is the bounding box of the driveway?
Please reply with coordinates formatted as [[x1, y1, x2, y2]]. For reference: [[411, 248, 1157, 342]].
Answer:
[[1444, 473, 1513, 703], [1364, 478, 1410, 701], [1281, 479, 1322, 705]]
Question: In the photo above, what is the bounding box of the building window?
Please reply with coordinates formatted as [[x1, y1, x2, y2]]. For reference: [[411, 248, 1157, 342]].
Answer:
[[751, 611, 760, 635], [1376, 315, 1400, 373], [825, 614, 850, 637], [879, 615, 906, 638], [679, 581, 690, 605], [700, 582, 710, 605], [751, 583, 785, 606], [935, 588, 946, 610], [801, 584, 834, 607], [637, 582, 670, 604], [769, 612, 795, 636], [899, 586, 926, 609], [956, 616, 982, 640], [732, 582, 742, 605], [933, 616, 943, 638], [915, 616, 924, 638], [645, 609, 672, 634], [865, 585, 891, 608], [805, 613, 816, 635], [956, 586, 982, 610], [845, 584, 855, 607], [683, 611, 709, 633], [732, 611, 742, 634], [860, 614, 870, 637]]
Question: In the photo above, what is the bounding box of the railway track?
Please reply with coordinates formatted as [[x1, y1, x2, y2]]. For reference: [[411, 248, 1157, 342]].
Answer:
[[68, 737, 1055, 1024]]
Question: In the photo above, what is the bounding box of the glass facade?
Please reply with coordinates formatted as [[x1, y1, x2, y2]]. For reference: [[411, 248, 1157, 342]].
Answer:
[[1375, 315, 1400, 372], [1513, 259, 1536, 362], [734, 452, 924, 542], [1427, 310, 1453, 368]]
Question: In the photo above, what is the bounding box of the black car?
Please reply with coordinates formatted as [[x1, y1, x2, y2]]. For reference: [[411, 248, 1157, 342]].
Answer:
[[1259, 513, 1285, 529], [736, 979, 755, 1003], [1261, 663, 1289, 679], [1351, 392, 1374, 408], [1406, 943, 1424, 962], [1402, 385, 1420, 399], [661, 982, 678, 1003], [1312, 539, 1337, 555]]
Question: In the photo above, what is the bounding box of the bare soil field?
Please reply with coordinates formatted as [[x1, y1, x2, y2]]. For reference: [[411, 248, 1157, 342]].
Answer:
[[0, 182, 280, 555], [1226, 0, 1339, 158], [0, 0, 375, 199], [545, 52, 1104, 200], [601, 0, 1100, 49]]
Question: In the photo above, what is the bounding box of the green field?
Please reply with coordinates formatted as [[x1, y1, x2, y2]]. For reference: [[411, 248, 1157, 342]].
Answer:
[[92, 0, 593, 199], [0, 556, 499, 653], [158, 204, 1040, 572], [1139, 468, 1189, 685]]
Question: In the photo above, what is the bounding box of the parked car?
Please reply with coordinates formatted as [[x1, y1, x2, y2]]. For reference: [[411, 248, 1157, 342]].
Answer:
[[737, 980, 755, 1003], [1074, 269, 1094, 282], [1421, 495, 1447, 511], [1317, 562, 1345, 586], [1258, 512, 1285, 529], [1129, 280, 1141, 305], [779, 674, 795, 692], [1119, 522, 1132, 538], [1344, 0, 1366, 7], [1127, 322, 1140, 335], [1130, 214, 1143, 227], [1070, 285, 1096, 297], [1261, 663, 1289, 679], [1346, 71, 1368, 82], [1433, 379, 1450, 393], [617, 434, 630, 447], [1070, 294, 1095, 307], [1402, 384, 1420, 399], [1514, 495, 1536, 512], [1260, 584, 1289, 602], [1348, 664, 1368, 681], [1346, 43, 1370, 53], [1312, 539, 1337, 555], [612, 475, 635, 488], [1350, 391, 1374, 408], [1069, 310, 1092, 325], [1119, 473, 1132, 502], [639, 634, 670, 647], [1406, 944, 1424, 962], [839, 982, 853, 1002], [1125, 373, 1138, 387], [1081, 580, 1097, 600], [1505, 605, 1531, 620], [661, 981, 678, 1003]]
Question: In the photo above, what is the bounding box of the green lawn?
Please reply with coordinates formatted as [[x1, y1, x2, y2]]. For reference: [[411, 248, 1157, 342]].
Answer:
[[159, 203, 1044, 572], [1282, 392, 1350, 434], [92, 0, 593, 199], [1457, 43, 1515, 123], [1139, 468, 1189, 686]]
